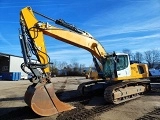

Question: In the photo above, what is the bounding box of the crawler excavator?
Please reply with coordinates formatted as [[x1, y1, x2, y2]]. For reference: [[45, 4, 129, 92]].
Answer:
[[19, 6, 151, 116]]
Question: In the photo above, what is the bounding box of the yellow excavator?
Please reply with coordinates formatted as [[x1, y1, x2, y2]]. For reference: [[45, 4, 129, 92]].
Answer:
[[19, 6, 151, 116], [83, 63, 99, 79]]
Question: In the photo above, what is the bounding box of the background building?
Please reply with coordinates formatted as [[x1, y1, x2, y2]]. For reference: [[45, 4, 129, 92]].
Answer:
[[0, 52, 30, 80]]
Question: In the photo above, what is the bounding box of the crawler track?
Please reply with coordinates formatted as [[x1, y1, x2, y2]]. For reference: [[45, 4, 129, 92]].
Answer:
[[104, 81, 149, 104], [78, 80, 150, 105]]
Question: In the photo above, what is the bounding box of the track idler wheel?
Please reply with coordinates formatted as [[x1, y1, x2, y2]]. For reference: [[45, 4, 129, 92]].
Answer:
[[24, 83, 75, 116]]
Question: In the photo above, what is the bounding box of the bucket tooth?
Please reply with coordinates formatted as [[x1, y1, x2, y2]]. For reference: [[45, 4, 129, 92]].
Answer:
[[24, 83, 75, 116]]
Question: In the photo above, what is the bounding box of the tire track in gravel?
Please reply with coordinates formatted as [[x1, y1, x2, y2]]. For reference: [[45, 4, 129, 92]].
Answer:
[[136, 107, 160, 120], [136, 88, 160, 120], [55, 77, 68, 94]]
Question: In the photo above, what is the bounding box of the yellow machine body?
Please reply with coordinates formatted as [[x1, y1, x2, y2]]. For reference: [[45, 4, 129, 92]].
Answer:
[[19, 6, 150, 116]]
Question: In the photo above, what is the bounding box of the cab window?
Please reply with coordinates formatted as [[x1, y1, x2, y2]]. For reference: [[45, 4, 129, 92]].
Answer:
[[117, 55, 128, 71]]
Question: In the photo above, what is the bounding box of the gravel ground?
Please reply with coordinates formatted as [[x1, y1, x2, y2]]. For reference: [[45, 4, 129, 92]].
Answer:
[[0, 77, 159, 120]]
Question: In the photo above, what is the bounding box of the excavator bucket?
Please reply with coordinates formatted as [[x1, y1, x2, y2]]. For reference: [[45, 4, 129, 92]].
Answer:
[[24, 83, 75, 116]]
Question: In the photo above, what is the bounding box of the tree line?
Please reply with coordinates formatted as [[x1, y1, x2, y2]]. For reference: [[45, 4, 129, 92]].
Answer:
[[50, 49, 160, 76], [122, 49, 160, 68], [50, 59, 86, 76]]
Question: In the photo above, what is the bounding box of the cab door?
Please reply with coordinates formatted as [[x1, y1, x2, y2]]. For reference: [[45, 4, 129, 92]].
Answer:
[[116, 55, 131, 77]]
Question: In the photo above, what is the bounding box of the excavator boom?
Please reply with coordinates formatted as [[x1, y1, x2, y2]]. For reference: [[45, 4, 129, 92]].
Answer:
[[20, 7, 107, 63]]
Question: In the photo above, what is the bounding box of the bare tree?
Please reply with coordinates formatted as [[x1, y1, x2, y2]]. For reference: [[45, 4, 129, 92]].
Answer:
[[70, 58, 79, 73], [69, 58, 86, 75], [50, 60, 58, 76], [58, 61, 67, 70], [133, 52, 143, 63], [122, 48, 133, 60], [66, 64, 72, 73], [52, 60, 58, 68], [79, 64, 85, 74], [143, 50, 160, 68]]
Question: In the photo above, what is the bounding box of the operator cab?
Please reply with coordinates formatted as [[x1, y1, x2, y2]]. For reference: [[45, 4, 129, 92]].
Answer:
[[103, 53, 131, 79]]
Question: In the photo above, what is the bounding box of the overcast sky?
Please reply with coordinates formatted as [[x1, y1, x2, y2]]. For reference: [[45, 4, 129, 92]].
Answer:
[[0, 0, 160, 66]]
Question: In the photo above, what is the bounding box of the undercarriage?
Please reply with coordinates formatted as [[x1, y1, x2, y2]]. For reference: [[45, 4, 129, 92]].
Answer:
[[77, 79, 151, 104]]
